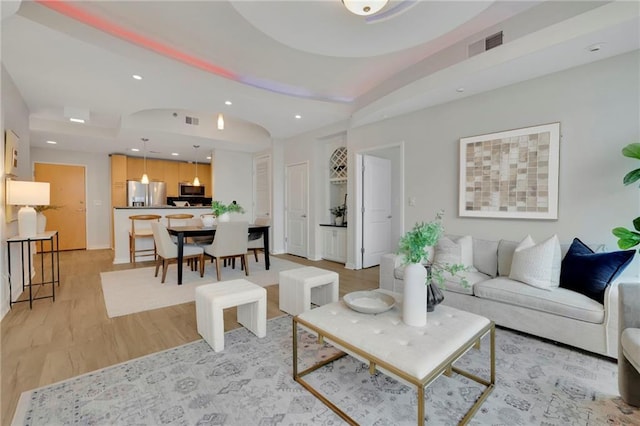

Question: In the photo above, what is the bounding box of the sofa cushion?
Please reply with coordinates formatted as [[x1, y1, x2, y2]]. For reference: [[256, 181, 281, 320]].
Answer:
[[497, 239, 519, 277], [621, 328, 640, 373], [473, 238, 499, 277], [442, 270, 491, 295], [434, 235, 475, 270], [473, 277, 605, 324], [509, 235, 561, 290], [560, 238, 635, 303]]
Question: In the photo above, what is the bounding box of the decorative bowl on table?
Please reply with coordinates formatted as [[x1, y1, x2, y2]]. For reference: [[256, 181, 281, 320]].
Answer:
[[343, 291, 396, 314]]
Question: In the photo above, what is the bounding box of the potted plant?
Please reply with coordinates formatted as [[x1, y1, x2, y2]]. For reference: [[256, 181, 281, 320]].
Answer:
[[329, 205, 346, 226], [211, 200, 245, 223], [397, 211, 467, 326], [612, 143, 640, 251]]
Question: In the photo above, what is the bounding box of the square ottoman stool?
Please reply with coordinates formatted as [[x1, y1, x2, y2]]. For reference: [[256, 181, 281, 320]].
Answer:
[[195, 279, 266, 352], [279, 267, 339, 316]]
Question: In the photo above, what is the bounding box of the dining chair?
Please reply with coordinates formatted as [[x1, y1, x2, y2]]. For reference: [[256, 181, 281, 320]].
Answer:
[[186, 218, 215, 245], [150, 222, 205, 283], [203, 221, 249, 281], [128, 214, 161, 264], [165, 213, 194, 227], [248, 217, 270, 262]]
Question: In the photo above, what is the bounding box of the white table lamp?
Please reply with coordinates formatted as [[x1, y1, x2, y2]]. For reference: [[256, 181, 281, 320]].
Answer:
[[7, 180, 50, 238]]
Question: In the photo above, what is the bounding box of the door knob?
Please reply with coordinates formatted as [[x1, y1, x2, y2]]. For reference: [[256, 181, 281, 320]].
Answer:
[[387, 215, 392, 219], [301, 214, 307, 218]]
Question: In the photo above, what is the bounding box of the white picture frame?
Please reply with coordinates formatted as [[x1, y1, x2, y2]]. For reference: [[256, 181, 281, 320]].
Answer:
[[459, 122, 560, 220]]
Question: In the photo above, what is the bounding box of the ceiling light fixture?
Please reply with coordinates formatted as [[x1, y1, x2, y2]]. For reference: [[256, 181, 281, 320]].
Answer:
[[46, 140, 57, 144], [225, 100, 232, 106], [141, 138, 149, 184], [193, 145, 200, 186], [131, 148, 140, 152], [217, 113, 224, 130], [295, 114, 302, 119], [69, 118, 85, 123], [342, 0, 388, 16], [132, 74, 143, 80], [171, 152, 179, 156]]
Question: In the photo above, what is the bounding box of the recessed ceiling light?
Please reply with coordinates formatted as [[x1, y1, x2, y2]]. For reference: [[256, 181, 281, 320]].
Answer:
[[69, 118, 85, 123], [206, 156, 212, 160], [131, 148, 140, 152], [171, 153, 179, 156], [456, 87, 465, 93], [46, 140, 57, 144], [225, 100, 232, 106], [295, 114, 302, 119], [587, 43, 604, 52], [132, 74, 143, 80]]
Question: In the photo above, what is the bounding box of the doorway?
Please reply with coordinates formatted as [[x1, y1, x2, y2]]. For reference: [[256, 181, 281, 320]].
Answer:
[[285, 162, 308, 258], [355, 144, 404, 269], [34, 163, 87, 251]]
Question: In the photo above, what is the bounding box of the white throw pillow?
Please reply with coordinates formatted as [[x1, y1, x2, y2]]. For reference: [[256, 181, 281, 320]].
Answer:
[[509, 234, 561, 290], [434, 235, 476, 270]]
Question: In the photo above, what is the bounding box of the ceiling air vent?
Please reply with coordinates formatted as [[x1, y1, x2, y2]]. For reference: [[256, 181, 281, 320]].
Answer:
[[468, 31, 503, 57], [185, 116, 199, 125]]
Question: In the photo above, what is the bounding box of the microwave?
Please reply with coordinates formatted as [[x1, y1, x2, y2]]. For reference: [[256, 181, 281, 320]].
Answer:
[[179, 183, 206, 197]]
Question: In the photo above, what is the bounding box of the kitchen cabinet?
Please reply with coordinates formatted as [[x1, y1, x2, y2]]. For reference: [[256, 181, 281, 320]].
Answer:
[[164, 162, 180, 196], [126, 157, 144, 180], [146, 159, 165, 181], [321, 226, 347, 263], [179, 162, 196, 184]]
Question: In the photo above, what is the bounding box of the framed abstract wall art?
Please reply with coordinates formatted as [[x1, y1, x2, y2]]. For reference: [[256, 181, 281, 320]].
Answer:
[[459, 122, 560, 220]]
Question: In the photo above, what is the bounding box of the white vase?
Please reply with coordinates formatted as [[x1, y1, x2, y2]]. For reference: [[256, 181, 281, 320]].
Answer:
[[37, 213, 47, 234], [403, 263, 427, 326], [201, 215, 215, 227], [335, 216, 344, 226], [217, 212, 231, 223]]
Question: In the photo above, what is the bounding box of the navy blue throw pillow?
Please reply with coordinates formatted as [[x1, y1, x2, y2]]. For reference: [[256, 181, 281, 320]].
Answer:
[[560, 238, 635, 303]]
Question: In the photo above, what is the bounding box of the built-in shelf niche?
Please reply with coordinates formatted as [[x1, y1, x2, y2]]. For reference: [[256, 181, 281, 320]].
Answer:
[[329, 147, 347, 184]]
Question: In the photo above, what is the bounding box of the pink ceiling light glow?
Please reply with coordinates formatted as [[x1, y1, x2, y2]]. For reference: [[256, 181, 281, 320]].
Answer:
[[35, 0, 352, 103], [36, 0, 235, 79]]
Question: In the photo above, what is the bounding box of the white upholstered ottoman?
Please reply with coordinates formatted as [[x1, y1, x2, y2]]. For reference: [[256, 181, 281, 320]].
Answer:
[[279, 267, 339, 316], [195, 279, 266, 352]]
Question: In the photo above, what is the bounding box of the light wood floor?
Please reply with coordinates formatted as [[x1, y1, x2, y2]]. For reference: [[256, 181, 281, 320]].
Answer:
[[0, 249, 379, 425]]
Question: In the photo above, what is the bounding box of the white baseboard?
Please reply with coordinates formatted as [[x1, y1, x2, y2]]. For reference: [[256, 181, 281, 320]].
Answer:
[[87, 245, 111, 250]]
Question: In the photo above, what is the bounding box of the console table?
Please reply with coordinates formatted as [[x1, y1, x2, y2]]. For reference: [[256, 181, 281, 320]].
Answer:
[[7, 231, 60, 309], [293, 291, 495, 425]]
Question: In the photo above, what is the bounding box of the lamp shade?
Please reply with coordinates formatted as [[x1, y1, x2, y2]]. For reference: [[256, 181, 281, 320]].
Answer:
[[7, 181, 50, 206], [7, 181, 50, 238]]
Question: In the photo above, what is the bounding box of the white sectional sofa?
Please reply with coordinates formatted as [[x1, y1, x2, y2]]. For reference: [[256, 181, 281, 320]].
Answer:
[[380, 237, 635, 359]]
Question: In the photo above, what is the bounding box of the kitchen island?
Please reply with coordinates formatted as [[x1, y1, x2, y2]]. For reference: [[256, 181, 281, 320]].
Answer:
[[113, 206, 213, 264]]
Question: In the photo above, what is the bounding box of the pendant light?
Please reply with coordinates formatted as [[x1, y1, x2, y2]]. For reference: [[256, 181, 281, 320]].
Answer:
[[193, 145, 200, 186], [217, 113, 224, 130], [141, 138, 149, 184]]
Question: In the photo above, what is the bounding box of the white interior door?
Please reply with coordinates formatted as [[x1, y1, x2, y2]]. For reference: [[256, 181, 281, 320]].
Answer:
[[253, 155, 271, 221], [362, 155, 392, 268], [286, 163, 308, 257]]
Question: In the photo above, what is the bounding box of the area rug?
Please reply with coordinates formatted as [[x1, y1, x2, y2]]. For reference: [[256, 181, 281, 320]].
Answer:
[[100, 257, 304, 318], [12, 315, 639, 425]]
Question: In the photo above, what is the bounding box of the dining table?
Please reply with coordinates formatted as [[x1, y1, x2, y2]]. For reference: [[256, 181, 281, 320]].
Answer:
[[167, 224, 270, 285]]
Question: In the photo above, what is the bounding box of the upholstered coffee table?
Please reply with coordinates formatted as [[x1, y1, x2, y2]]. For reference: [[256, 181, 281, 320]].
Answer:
[[292, 290, 495, 425]]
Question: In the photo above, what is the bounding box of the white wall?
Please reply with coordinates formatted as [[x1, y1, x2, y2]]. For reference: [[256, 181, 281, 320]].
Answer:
[[30, 148, 112, 249], [347, 51, 640, 274], [212, 149, 254, 221], [1, 64, 33, 318]]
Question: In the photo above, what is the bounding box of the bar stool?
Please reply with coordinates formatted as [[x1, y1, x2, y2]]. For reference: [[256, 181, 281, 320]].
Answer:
[[129, 214, 161, 264], [165, 213, 194, 227]]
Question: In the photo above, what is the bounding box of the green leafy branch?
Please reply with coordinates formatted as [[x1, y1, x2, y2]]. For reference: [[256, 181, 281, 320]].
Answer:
[[397, 211, 468, 288], [612, 143, 640, 251], [211, 201, 245, 217]]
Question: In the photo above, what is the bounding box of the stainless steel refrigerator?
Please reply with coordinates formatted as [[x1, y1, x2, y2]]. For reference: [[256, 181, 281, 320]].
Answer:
[[127, 180, 167, 207]]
